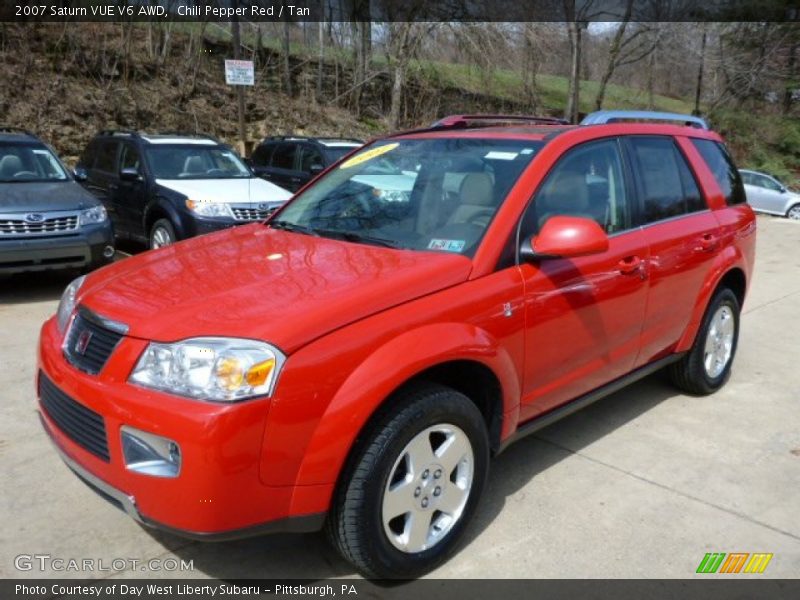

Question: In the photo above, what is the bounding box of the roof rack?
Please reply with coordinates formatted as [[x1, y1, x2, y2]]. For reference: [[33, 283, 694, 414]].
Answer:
[[430, 114, 570, 128], [0, 126, 37, 137], [155, 131, 219, 140], [97, 129, 140, 138], [261, 135, 364, 143], [580, 110, 709, 130]]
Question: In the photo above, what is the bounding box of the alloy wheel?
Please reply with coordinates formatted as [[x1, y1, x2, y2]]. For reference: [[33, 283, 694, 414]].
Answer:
[[382, 424, 474, 554], [703, 305, 735, 378]]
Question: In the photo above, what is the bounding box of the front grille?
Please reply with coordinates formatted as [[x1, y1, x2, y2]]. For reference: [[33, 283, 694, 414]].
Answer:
[[0, 213, 79, 236], [63, 311, 125, 375], [232, 206, 276, 221], [39, 373, 110, 462]]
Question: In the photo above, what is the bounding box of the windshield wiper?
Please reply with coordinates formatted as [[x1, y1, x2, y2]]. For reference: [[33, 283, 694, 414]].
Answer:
[[316, 229, 400, 249], [269, 220, 320, 237]]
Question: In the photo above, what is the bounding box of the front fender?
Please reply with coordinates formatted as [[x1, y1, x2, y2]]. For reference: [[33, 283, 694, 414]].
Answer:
[[261, 322, 520, 495]]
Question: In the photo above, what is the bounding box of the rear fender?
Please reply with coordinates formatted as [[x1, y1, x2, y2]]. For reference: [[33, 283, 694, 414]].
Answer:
[[675, 244, 746, 352]]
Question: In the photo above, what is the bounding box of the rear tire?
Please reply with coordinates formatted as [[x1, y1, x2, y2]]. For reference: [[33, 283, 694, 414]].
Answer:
[[326, 383, 489, 579], [149, 219, 176, 249], [669, 288, 740, 395]]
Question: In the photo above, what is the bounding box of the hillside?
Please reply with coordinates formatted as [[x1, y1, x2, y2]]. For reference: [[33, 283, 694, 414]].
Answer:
[[1, 22, 798, 183]]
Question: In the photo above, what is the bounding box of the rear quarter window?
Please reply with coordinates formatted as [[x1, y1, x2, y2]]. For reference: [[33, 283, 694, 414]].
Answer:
[[690, 139, 746, 206]]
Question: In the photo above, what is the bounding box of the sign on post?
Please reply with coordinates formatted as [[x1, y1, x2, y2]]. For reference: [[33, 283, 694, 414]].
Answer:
[[224, 60, 255, 86]]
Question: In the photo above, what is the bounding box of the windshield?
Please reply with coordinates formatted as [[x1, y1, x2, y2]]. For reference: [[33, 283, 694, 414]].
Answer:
[[146, 144, 251, 180], [0, 143, 69, 183], [324, 144, 362, 162], [274, 138, 543, 255]]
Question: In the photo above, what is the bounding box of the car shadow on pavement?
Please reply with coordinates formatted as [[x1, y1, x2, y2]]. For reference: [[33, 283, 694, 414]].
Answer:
[[143, 371, 680, 580], [0, 271, 77, 305]]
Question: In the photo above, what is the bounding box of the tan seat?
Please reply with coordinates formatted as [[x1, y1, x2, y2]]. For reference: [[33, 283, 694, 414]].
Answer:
[[448, 172, 495, 226], [181, 156, 205, 176], [535, 168, 593, 230], [0, 155, 24, 179]]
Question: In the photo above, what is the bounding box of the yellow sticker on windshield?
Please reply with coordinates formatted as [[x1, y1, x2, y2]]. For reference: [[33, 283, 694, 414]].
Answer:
[[339, 143, 399, 169]]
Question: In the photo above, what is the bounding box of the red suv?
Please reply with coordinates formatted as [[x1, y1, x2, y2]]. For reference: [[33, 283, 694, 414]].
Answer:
[[37, 111, 756, 578]]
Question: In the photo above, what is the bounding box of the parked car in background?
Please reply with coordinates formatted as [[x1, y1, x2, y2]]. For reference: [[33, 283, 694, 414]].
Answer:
[[250, 135, 363, 192], [38, 112, 755, 578], [76, 131, 292, 249], [0, 127, 114, 275], [739, 169, 800, 219]]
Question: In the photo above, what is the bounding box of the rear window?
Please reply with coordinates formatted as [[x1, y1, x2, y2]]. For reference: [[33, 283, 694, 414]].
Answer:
[[690, 139, 746, 205]]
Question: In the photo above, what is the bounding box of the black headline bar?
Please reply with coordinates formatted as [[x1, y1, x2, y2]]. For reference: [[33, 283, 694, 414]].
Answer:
[[2, 0, 800, 23]]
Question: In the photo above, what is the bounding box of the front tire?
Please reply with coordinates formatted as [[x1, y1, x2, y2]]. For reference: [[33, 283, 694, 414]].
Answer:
[[669, 287, 740, 395], [149, 219, 177, 249], [787, 204, 800, 220], [326, 384, 489, 579]]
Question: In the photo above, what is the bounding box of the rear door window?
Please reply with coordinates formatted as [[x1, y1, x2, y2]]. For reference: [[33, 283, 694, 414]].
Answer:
[[690, 139, 746, 205], [299, 145, 325, 172], [94, 140, 120, 174], [251, 143, 274, 167], [627, 136, 706, 223], [271, 143, 298, 170]]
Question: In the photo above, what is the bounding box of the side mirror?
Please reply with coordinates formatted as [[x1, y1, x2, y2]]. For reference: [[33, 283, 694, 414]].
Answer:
[[309, 163, 324, 175], [780, 185, 787, 193], [520, 215, 609, 261], [119, 167, 142, 182], [73, 167, 88, 182]]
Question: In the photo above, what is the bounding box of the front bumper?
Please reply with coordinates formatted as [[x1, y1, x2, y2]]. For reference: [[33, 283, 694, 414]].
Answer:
[[0, 222, 114, 274], [40, 413, 324, 541], [36, 317, 330, 536]]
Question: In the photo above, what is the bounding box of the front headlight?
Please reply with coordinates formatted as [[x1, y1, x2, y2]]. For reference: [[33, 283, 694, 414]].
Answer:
[[56, 275, 85, 332], [185, 199, 235, 218], [79, 205, 107, 226], [129, 337, 285, 402]]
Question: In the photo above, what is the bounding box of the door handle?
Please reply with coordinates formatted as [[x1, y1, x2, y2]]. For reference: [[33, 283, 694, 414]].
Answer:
[[695, 233, 718, 252], [618, 255, 645, 278]]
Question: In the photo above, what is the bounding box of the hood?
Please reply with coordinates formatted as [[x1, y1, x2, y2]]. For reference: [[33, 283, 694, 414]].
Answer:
[[79, 225, 472, 353], [0, 181, 99, 212], [156, 177, 292, 204]]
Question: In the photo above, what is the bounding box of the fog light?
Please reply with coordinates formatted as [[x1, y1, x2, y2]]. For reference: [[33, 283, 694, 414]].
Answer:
[[121, 426, 181, 478], [103, 246, 115, 258]]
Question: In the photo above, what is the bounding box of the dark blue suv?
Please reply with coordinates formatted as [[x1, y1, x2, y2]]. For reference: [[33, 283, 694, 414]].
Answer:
[[76, 131, 291, 249]]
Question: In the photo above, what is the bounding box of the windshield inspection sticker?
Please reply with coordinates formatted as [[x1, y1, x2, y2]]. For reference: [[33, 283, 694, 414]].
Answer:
[[340, 143, 399, 169], [484, 151, 518, 160], [429, 239, 466, 252]]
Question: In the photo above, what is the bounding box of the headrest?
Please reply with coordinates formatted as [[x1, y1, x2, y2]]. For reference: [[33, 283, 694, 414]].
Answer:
[[459, 172, 494, 206]]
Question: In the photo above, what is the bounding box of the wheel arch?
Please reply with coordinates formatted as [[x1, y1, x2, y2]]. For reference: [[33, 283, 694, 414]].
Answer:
[[286, 322, 520, 496], [676, 258, 747, 352], [143, 197, 183, 239]]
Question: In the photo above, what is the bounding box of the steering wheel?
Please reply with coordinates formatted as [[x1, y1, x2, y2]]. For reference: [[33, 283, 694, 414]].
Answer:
[[206, 168, 225, 177], [13, 171, 38, 180]]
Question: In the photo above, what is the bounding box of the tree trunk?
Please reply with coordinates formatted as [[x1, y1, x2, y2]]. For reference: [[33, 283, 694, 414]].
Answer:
[[647, 31, 659, 109], [390, 60, 405, 129], [565, 21, 582, 123], [594, 2, 633, 111], [693, 24, 707, 116], [283, 21, 292, 96], [783, 41, 798, 114], [317, 2, 324, 101]]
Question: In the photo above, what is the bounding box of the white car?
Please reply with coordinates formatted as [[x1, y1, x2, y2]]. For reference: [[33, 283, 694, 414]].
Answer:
[[739, 169, 800, 220]]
